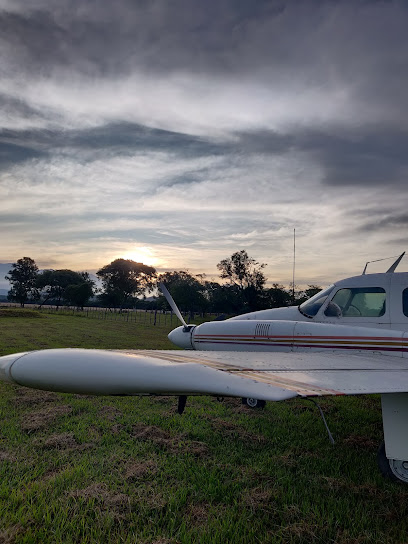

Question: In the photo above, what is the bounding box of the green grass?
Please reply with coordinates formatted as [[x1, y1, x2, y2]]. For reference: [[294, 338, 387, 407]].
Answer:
[[1, 309, 408, 543]]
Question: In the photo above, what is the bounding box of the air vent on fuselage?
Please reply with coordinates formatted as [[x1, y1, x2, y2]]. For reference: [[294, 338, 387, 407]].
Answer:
[[254, 323, 270, 337]]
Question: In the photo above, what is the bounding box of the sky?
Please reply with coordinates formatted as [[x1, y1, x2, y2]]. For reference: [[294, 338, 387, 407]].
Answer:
[[1, 0, 408, 290]]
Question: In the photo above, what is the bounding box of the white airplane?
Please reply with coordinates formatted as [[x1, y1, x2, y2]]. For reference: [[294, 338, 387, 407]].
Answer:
[[1, 254, 408, 483]]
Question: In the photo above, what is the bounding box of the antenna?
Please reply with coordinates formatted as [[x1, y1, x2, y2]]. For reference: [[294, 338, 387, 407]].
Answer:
[[362, 252, 405, 275], [386, 252, 405, 273], [292, 228, 296, 303]]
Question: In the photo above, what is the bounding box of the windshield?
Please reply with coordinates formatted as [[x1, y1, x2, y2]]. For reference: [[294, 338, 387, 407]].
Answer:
[[299, 285, 335, 318]]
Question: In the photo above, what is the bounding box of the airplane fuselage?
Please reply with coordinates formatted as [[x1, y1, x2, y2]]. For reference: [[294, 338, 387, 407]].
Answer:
[[169, 319, 408, 356], [168, 271, 408, 351]]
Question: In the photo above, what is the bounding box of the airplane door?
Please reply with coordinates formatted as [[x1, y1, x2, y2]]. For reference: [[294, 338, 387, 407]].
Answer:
[[389, 274, 408, 331]]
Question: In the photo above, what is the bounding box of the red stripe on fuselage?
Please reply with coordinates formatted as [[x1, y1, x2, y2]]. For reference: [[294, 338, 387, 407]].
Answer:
[[194, 334, 406, 341]]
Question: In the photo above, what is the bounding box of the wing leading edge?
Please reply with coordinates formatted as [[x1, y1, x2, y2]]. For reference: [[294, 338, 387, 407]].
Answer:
[[1, 348, 408, 399]]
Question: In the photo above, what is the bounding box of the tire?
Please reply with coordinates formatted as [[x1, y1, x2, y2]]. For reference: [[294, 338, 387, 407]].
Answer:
[[242, 397, 266, 409], [377, 441, 408, 484]]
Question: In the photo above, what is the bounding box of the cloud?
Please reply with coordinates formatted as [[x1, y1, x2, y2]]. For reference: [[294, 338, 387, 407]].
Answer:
[[1, 1, 408, 285]]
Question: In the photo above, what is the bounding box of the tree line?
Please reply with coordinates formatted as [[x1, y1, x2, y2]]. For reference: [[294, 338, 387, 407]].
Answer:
[[4, 251, 321, 315]]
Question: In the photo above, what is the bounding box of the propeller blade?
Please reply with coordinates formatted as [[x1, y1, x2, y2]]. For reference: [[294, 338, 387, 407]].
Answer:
[[159, 282, 188, 328]]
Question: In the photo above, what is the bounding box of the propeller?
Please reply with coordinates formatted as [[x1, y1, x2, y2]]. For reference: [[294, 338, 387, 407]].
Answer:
[[159, 282, 188, 330]]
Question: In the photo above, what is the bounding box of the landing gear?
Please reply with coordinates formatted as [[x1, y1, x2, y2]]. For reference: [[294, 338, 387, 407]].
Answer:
[[377, 442, 408, 483], [379, 394, 408, 484], [242, 397, 266, 409]]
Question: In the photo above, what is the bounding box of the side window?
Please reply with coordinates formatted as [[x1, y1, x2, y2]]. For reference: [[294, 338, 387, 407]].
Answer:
[[325, 287, 386, 317], [403, 288, 408, 317]]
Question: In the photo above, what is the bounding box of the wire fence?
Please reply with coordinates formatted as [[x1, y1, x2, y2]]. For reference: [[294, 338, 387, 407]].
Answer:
[[0, 302, 220, 325]]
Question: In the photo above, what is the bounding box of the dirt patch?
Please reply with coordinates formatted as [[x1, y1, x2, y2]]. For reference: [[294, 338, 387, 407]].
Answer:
[[343, 434, 378, 450], [132, 485, 167, 509], [98, 405, 123, 421], [280, 519, 319, 541], [0, 451, 16, 462], [272, 452, 297, 467], [21, 405, 72, 432], [131, 424, 182, 453], [185, 440, 210, 457], [210, 419, 266, 444], [218, 397, 241, 408], [152, 396, 173, 404], [68, 483, 131, 517], [125, 460, 159, 481], [320, 475, 387, 499], [111, 423, 125, 435], [39, 432, 94, 451], [186, 502, 210, 526], [319, 475, 349, 491], [0, 525, 22, 543], [243, 486, 280, 513], [42, 432, 80, 450], [132, 424, 174, 441], [131, 424, 209, 457], [13, 388, 59, 408]]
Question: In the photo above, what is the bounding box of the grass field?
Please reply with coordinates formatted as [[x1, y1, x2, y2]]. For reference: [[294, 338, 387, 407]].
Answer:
[[1, 308, 408, 543]]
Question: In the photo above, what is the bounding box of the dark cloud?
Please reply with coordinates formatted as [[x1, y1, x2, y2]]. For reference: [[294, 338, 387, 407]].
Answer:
[[295, 126, 408, 188], [0, 122, 231, 168], [234, 130, 293, 155], [235, 123, 408, 189], [358, 213, 408, 233], [0, 0, 286, 76], [67, 123, 229, 157], [3, 0, 406, 85], [0, 141, 46, 168], [0, 93, 45, 120]]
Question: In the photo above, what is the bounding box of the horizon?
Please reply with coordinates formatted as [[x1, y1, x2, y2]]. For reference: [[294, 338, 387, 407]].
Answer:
[[1, 250, 407, 294]]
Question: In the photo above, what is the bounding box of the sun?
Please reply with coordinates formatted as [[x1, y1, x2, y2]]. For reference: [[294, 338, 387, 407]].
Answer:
[[121, 246, 160, 267]]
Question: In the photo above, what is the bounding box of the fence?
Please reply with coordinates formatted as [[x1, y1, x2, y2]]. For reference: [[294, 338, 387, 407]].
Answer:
[[1, 302, 219, 326]]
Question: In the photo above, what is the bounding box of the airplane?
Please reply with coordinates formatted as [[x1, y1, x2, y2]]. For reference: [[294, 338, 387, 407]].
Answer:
[[1, 253, 408, 483]]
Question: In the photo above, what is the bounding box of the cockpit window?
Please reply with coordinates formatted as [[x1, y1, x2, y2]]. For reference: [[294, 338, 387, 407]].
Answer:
[[325, 287, 386, 317], [299, 285, 334, 318]]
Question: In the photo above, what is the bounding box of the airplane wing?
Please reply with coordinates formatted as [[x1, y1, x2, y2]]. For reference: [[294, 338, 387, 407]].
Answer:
[[2, 348, 408, 400]]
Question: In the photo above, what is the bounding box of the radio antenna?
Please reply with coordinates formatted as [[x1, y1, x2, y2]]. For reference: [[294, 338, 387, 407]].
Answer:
[[292, 228, 296, 303], [362, 252, 405, 275]]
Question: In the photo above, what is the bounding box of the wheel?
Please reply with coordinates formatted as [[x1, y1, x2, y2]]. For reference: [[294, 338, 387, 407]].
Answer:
[[242, 397, 266, 409], [377, 441, 408, 483]]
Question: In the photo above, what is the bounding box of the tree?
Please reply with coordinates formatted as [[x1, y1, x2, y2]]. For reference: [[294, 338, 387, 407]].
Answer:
[[264, 283, 292, 308], [37, 269, 94, 308], [295, 285, 322, 305], [202, 281, 243, 315], [217, 250, 267, 312], [97, 259, 156, 309], [158, 270, 208, 317], [63, 272, 95, 309], [6, 257, 39, 307]]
